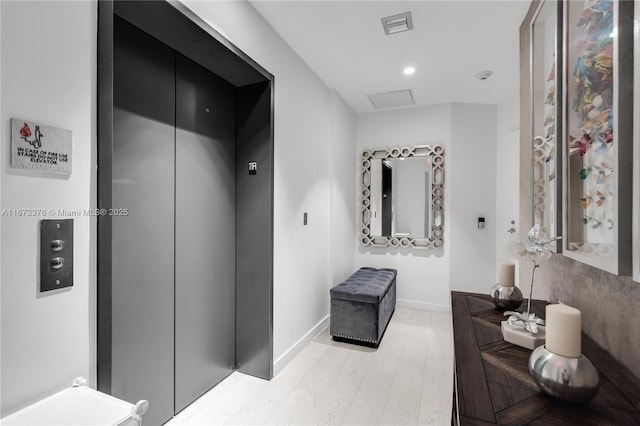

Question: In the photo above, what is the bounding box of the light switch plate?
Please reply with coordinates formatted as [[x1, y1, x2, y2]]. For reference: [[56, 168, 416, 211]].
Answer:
[[40, 219, 73, 292]]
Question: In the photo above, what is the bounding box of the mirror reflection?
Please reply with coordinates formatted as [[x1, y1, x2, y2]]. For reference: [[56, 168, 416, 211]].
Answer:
[[361, 145, 444, 250], [369, 157, 432, 238], [531, 0, 560, 249]]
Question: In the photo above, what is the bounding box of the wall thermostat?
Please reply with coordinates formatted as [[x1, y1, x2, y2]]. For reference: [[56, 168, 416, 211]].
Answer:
[[478, 217, 486, 229]]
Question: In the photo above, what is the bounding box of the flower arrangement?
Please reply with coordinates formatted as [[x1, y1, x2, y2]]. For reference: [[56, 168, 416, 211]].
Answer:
[[504, 224, 562, 334]]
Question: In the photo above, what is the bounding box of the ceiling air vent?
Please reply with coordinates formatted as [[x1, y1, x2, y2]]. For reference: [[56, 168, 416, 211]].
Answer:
[[381, 12, 413, 36], [368, 89, 415, 109]]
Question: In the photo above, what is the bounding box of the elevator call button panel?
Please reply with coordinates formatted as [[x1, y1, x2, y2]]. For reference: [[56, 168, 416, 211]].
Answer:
[[40, 219, 73, 292]]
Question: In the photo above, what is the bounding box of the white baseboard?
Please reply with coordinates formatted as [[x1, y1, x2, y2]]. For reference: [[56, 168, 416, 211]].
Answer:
[[397, 299, 451, 313], [273, 315, 329, 377]]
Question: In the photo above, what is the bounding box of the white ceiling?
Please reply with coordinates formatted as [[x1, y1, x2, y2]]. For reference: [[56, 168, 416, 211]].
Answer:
[[249, 0, 531, 114]]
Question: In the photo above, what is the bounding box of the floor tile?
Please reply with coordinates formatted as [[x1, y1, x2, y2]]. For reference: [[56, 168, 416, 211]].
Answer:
[[165, 308, 454, 426]]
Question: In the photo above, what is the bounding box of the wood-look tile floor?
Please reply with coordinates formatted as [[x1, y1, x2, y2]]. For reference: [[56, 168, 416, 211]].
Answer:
[[166, 308, 454, 425]]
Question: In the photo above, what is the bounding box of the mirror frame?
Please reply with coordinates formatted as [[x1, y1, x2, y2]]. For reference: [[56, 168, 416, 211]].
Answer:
[[360, 145, 444, 249]]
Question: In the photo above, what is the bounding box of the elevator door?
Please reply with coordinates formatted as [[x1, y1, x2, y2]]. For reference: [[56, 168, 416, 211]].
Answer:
[[174, 53, 236, 413], [112, 17, 236, 426], [112, 17, 175, 426]]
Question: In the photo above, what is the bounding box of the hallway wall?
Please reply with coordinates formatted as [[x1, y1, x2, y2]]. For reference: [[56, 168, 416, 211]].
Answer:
[[0, 0, 96, 415], [329, 90, 357, 287], [449, 103, 498, 294], [496, 96, 520, 264]]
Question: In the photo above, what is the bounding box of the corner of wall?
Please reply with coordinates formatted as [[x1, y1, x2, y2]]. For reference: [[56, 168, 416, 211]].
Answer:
[[273, 315, 329, 377], [329, 90, 357, 287]]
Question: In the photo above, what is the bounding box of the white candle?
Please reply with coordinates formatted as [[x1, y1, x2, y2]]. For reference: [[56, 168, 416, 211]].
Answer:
[[545, 303, 582, 358], [497, 261, 515, 287]]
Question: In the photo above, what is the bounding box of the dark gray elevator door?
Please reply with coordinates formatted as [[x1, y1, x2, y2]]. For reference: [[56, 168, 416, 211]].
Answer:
[[112, 17, 175, 426], [174, 54, 236, 413], [112, 17, 236, 425]]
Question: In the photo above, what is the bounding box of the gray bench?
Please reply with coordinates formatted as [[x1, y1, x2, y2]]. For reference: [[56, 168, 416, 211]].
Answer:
[[329, 267, 397, 347]]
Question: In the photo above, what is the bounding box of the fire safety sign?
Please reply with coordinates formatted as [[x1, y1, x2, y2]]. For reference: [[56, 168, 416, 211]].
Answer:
[[11, 118, 72, 176]]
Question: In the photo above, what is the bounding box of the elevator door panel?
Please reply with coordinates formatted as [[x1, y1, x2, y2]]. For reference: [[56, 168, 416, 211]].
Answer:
[[112, 17, 175, 426], [174, 54, 237, 413], [236, 83, 273, 379]]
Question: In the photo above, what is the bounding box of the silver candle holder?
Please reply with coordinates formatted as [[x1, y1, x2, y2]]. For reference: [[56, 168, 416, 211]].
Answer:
[[490, 283, 523, 310], [528, 345, 599, 404]]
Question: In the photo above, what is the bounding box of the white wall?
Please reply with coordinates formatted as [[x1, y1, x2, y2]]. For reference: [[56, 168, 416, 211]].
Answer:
[[329, 90, 357, 287], [449, 103, 497, 294], [496, 96, 521, 279], [0, 0, 96, 415], [356, 104, 452, 311]]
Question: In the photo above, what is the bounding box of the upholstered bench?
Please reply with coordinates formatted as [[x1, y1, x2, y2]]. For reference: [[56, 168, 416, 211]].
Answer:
[[329, 267, 397, 347]]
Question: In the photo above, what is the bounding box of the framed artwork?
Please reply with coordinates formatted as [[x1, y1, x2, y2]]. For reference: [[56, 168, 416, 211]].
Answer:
[[562, 0, 633, 275]]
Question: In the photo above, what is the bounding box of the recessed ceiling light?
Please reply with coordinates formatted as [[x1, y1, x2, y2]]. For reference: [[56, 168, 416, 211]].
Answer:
[[403, 66, 416, 75]]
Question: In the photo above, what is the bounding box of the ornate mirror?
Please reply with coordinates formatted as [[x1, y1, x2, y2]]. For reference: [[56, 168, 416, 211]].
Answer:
[[360, 145, 444, 249]]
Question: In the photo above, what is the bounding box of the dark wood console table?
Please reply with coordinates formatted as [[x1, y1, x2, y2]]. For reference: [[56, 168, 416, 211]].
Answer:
[[451, 291, 640, 425]]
